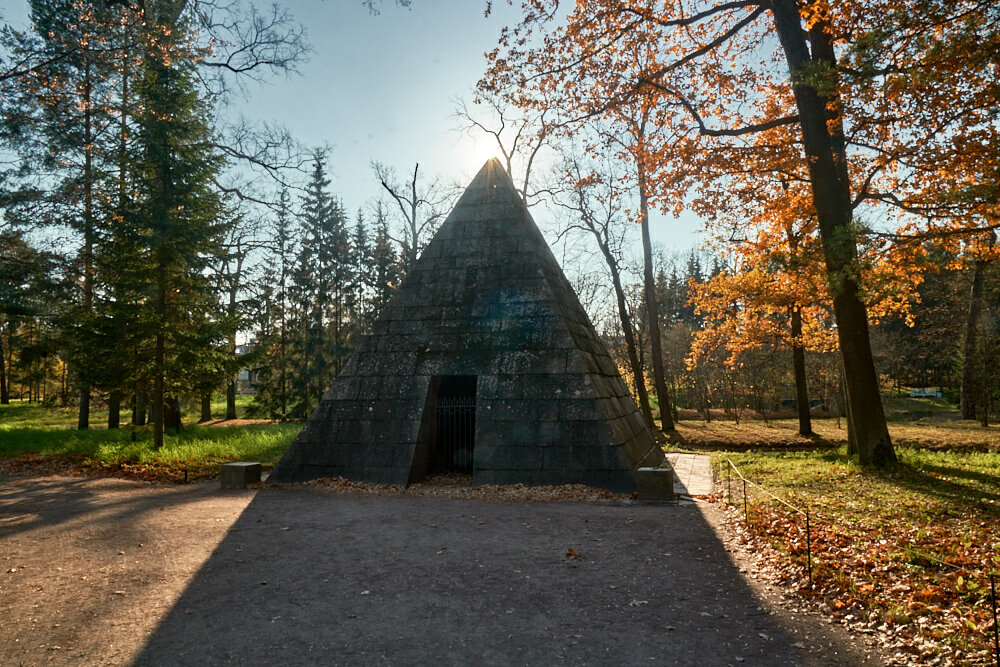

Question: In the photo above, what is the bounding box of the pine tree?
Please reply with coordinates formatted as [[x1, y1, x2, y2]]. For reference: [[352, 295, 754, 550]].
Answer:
[[1, 0, 126, 428], [288, 153, 338, 416], [249, 188, 296, 419], [369, 199, 400, 317], [127, 2, 229, 449], [350, 209, 372, 333], [328, 197, 353, 376]]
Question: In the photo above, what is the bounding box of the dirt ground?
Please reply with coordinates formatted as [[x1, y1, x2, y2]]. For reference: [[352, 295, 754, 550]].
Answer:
[[0, 474, 887, 666]]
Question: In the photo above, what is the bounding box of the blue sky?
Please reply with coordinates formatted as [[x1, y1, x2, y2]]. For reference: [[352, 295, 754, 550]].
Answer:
[[4, 0, 704, 254]]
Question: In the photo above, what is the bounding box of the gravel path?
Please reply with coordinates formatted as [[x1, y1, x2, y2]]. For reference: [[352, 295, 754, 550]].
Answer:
[[1, 476, 884, 666]]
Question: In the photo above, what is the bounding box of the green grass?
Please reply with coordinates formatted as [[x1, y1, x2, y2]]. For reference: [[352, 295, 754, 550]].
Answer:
[[0, 399, 299, 480], [0, 422, 297, 464], [201, 393, 254, 419], [712, 446, 1000, 520], [707, 444, 1000, 662], [674, 416, 1000, 453], [0, 393, 257, 428], [883, 395, 958, 421]]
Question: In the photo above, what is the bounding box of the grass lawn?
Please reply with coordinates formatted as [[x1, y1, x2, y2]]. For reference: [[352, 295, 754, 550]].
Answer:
[[0, 399, 298, 482], [0, 394, 257, 429], [683, 419, 1000, 663], [674, 416, 1000, 452]]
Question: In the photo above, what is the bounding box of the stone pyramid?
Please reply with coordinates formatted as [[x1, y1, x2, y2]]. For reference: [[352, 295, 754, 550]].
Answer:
[[269, 159, 664, 492]]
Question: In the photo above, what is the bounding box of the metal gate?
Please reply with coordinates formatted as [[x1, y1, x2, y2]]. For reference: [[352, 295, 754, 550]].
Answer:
[[435, 395, 475, 474]]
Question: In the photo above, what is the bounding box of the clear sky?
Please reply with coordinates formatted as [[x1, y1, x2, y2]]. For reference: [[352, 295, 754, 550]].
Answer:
[[4, 0, 705, 254]]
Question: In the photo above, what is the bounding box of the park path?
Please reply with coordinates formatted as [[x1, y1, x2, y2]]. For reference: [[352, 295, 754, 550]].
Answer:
[[0, 471, 885, 666], [666, 452, 714, 497]]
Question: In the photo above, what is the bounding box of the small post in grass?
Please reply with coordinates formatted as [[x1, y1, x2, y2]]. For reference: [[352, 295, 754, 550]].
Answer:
[[990, 573, 998, 667], [743, 478, 748, 525], [727, 462, 731, 504], [805, 510, 812, 586]]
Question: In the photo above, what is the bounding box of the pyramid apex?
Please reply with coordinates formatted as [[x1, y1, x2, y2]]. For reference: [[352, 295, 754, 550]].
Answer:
[[472, 157, 512, 183]]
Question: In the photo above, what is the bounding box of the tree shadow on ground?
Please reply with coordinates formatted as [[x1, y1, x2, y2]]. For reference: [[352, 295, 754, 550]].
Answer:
[[134, 489, 878, 666], [882, 463, 1000, 517], [0, 474, 224, 539], [683, 437, 843, 453]]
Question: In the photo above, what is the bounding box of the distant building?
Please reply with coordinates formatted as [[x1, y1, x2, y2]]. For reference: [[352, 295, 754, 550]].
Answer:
[[909, 387, 942, 398], [235, 341, 260, 395]]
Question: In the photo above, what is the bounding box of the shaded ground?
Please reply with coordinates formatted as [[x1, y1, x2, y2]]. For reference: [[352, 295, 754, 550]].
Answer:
[[1, 475, 885, 666]]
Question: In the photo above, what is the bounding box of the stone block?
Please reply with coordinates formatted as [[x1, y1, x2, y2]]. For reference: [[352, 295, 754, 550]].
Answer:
[[477, 444, 542, 469], [559, 399, 601, 421], [635, 466, 675, 501], [220, 462, 261, 489]]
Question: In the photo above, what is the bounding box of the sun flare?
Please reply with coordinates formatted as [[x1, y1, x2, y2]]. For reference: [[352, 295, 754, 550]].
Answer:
[[453, 133, 504, 180]]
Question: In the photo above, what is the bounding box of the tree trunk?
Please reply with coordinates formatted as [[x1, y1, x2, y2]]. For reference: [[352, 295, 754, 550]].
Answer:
[[771, 1, 894, 466], [164, 396, 182, 430], [0, 328, 8, 405], [226, 380, 237, 420], [200, 392, 212, 423], [601, 237, 656, 429], [134, 387, 148, 426], [790, 306, 813, 436], [153, 332, 164, 449], [107, 391, 122, 429], [225, 247, 243, 421], [961, 255, 989, 420], [78, 381, 91, 430], [280, 308, 287, 419], [637, 152, 674, 433], [78, 55, 95, 431]]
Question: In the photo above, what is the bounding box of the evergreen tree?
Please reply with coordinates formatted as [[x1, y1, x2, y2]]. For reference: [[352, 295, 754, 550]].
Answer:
[[369, 199, 400, 316], [1, 0, 127, 428], [249, 188, 296, 419], [288, 153, 340, 416], [127, 2, 230, 449], [350, 209, 372, 333], [0, 230, 60, 407], [328, 197, 353, 375]]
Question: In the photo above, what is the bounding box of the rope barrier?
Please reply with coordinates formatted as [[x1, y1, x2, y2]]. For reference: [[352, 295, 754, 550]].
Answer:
[[718, 457, 997, 662]]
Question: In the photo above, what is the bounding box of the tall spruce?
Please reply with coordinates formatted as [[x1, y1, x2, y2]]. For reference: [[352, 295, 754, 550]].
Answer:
[[288, 153, 349, 416], [369, 199, 400, 316], [350, 209, 372, 334], [249, 188, 296, 419], [1, 0, 124, 427], [128, 0, 229, 449]]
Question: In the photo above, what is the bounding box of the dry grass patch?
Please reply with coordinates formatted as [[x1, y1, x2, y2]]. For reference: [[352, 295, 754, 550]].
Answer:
[[676, 417, 1000, 453]]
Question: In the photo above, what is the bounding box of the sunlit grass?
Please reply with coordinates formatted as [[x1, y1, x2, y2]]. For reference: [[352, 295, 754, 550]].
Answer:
[[674, 417, 999, 452], [0, 398, 299, 481], [0, 421, 299, 465], [708, 445, 1000, 662], [0, 394, 256, 428]]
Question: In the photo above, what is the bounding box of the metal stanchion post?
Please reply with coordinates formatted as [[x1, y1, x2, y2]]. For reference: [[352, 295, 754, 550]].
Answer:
[[743, 478, 748, 525], [727, 463, 731, 503], [806, 511, 812, 586], [990, 574, 998, 667]]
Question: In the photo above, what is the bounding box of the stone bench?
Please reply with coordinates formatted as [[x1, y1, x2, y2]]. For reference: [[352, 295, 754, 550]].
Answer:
[[220, 462, 261, 489], [635, 466, 675, 501]]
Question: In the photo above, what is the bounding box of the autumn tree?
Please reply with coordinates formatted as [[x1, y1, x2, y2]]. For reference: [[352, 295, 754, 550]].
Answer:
[[483, 0, 1000, 466]]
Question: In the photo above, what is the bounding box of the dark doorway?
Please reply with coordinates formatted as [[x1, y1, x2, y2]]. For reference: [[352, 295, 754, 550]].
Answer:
[[431, 375, 476, 474]]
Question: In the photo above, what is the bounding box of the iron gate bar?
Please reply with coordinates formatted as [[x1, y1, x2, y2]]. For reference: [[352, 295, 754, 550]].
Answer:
[[437, 395, 475, 474]]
